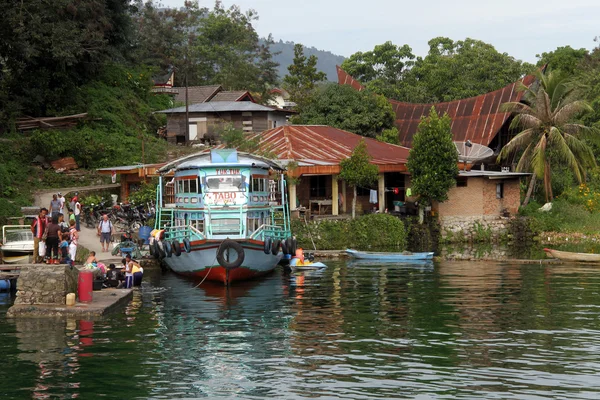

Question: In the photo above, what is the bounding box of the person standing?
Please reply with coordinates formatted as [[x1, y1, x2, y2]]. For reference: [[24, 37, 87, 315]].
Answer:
[[68, 220, 78, 263], [30, 208, 48, 263], [74, 198, 81, 231], [57, 193, 66, 215], [97, 214, 114, 252], [49, 194, 61, 220], [46, 215, 62, 264], [69, 192, 78, 212]]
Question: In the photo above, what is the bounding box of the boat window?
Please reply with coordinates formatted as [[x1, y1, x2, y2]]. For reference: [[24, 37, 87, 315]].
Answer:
[[176, 178, 201, 194], [251, 178, 267, 192], [205, 175, 245, 192]]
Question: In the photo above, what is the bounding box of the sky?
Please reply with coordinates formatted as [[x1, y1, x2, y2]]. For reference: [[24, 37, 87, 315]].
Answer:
[[159, 0, 599, 63]]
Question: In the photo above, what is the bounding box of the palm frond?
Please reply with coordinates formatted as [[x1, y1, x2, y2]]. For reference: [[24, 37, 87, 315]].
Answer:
[[497, 128, 536, 162], [553, 100, 593, 126], [536, 88, 552, 121], [501, 101, 533, 115], [564, 133, 597, 169], [515, 143, 535, 172], [548, 127, 584, 182], [513, 114, 542, 130], [530, 135, 547, 179]]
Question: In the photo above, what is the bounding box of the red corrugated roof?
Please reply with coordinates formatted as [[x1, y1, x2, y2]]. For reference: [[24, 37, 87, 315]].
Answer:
[[258, 125, 409, 166], [336, 66, 536, 147]]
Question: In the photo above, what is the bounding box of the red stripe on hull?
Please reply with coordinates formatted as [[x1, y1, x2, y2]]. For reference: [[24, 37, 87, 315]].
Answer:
[[175, 265, 273, 285]]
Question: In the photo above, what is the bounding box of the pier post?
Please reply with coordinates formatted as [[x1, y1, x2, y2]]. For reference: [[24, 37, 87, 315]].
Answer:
[[378, 173, 385, 213], [289, 182, 297, 210], [332, 175, 339, 216]]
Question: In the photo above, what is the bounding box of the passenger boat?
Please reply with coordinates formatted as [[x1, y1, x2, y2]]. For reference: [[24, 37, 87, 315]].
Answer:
[[345, 249, 434, 261], [543, 248, 600, 263], [1, 225, 34, 264], [152, 149, 294, 285]]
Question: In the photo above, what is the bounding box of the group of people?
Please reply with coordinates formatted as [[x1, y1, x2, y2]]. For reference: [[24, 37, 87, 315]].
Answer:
[[85, 252, 143, 289], [49, 192, 82, 232], [31, 206, 78, 264]]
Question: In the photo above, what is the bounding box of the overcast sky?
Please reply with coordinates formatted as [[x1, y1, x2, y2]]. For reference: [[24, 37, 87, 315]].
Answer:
[[159, 0, 598, 62]]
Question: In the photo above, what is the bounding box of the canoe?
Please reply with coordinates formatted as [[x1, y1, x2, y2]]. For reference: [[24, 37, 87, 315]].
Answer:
[[544, 248, 600, 263], [345, 249, 434, 261]]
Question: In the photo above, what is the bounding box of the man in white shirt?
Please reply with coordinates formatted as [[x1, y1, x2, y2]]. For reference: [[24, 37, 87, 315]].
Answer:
[[97, 214, 114, 252]]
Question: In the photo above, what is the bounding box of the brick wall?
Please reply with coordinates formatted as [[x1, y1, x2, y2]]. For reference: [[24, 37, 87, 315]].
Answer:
[[435, 178, 484, 217]]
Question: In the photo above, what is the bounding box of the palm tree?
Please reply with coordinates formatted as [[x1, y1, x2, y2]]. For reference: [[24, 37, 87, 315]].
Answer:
[[498, 70, 596, 205]]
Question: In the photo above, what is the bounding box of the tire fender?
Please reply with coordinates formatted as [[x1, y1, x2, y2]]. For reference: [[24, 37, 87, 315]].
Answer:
[[156, 240, 166, 259], [281, 239, 289, 255], [263, 236, 272, 255], [216, 239, 245, 270], [172, 240, 182, 257], [286, 236, 297, 256], [271, 239, 281, 255], [164, 240, 172, 258], [183, 238, 192, 253]]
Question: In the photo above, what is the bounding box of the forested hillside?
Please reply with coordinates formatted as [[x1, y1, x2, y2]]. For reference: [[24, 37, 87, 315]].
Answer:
[[267, 40, 345, 81]]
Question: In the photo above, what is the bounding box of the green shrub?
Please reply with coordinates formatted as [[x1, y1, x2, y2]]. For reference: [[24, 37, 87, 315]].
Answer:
[[519, 197, 600, 234], [0, 198, 21, 226], [292, 214, 407, 251]]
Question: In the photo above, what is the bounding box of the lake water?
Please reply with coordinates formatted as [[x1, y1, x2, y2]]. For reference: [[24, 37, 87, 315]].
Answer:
[[2, 260, 600, 399]]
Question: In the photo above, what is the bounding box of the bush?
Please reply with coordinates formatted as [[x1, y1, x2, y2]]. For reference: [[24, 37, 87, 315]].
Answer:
[[0, 198, 21, 226], [519, 197, 600, 234], [292, 213, 407, 251]]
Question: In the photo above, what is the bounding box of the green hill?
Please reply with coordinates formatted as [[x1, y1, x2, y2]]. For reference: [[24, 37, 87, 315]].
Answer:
[[266, 39, 345, 82]]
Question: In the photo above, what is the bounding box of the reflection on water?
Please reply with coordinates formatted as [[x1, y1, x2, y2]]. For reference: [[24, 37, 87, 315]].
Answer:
[[2, 261, 600, 398]]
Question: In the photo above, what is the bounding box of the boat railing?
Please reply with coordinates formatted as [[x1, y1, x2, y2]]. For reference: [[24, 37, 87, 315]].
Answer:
[[163, 225, 205, 242], [249, 224, 288, 241]]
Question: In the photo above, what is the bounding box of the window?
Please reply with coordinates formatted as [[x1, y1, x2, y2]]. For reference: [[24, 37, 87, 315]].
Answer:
[[496, 183, 504, 199], [251, 177, 267, 192], [456, 177, 468, 187], [310, 175, 327, 198], [176, 178, 201, 194], [205, 175, 244, 192]]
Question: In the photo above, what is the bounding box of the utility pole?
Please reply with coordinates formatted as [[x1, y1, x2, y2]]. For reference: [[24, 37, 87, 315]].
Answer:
[[185, 58, 189, 143]]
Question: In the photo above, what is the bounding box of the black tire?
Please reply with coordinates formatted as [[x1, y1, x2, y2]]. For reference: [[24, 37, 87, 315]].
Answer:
[[281, 239, 289, 255], [172, 240, 182, 257], [286, 236, 297, 256], [217, 239, 245, 270], [156, 240, 166, 259], [183, 238, 191, 253], [149, 239, 155, 257], [263, 236, 272, 254], [271, 239, 281, 255], [164, 240, 172, 258], [152, 240, 161, 259]]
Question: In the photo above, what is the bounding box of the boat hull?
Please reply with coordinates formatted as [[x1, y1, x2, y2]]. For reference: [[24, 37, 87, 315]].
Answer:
[[1, 244, 34, 264], [345, 249, 434, 261], [163, 240, 282, 285], [544, 248, 600, 263]]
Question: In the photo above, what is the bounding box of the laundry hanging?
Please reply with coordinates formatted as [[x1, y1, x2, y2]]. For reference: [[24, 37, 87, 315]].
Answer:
[[369, 190, 378, 204]]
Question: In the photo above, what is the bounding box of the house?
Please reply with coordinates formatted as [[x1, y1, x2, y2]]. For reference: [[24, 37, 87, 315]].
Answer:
[[244, 125, 411, 216], [336, 67, 532, 231], [171, 86, 255, 104], [336, 66, 537, 151], [267, 88, 297, 110], [155, 101, 291, 144]]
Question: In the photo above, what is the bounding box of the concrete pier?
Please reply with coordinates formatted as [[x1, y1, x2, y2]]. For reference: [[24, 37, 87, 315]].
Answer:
[[7, 288, 133, 317]]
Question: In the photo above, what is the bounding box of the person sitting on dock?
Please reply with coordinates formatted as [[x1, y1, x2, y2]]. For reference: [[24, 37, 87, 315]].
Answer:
[[85, 251, 98, 266], [105, 263, 124, 288]]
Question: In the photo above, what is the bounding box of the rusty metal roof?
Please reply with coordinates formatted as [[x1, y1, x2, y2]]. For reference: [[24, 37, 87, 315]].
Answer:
[[337, 66, 536, 147], [259, 125, 410, 167]]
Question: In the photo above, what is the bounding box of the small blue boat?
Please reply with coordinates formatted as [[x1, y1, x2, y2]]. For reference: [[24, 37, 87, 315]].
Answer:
[[345, 249, 434, 261]]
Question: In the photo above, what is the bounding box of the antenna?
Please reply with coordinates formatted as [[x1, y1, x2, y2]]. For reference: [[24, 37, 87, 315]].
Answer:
[[454, 141, 494, 170]]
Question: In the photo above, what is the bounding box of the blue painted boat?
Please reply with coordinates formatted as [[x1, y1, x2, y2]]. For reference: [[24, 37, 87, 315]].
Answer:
[[345, 249, 434, 261], [289, 257, 327, 269]]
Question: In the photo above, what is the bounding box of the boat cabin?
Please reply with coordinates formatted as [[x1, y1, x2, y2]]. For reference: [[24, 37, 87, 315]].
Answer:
[[156, 149, 290, 242]]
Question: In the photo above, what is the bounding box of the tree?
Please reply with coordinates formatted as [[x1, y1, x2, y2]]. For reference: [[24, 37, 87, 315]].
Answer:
[[498, 70, 596, 205], [296, 83, 397, 138], [407, 107, 458, 222], [341, 37, 534, 104], [282, 44, 326, 111], [0, 0, 134, 125], [340, 41, 415, 99], [339, 140, 379, 218], [536, 46, 589, 76]]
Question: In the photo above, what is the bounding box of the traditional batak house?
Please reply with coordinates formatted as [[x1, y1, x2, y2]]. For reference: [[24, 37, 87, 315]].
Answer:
[[337, 67, 533, 231]]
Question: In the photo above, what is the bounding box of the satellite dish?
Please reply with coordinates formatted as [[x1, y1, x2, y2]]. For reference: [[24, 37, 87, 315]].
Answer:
[[454, 141, 494, 163]]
